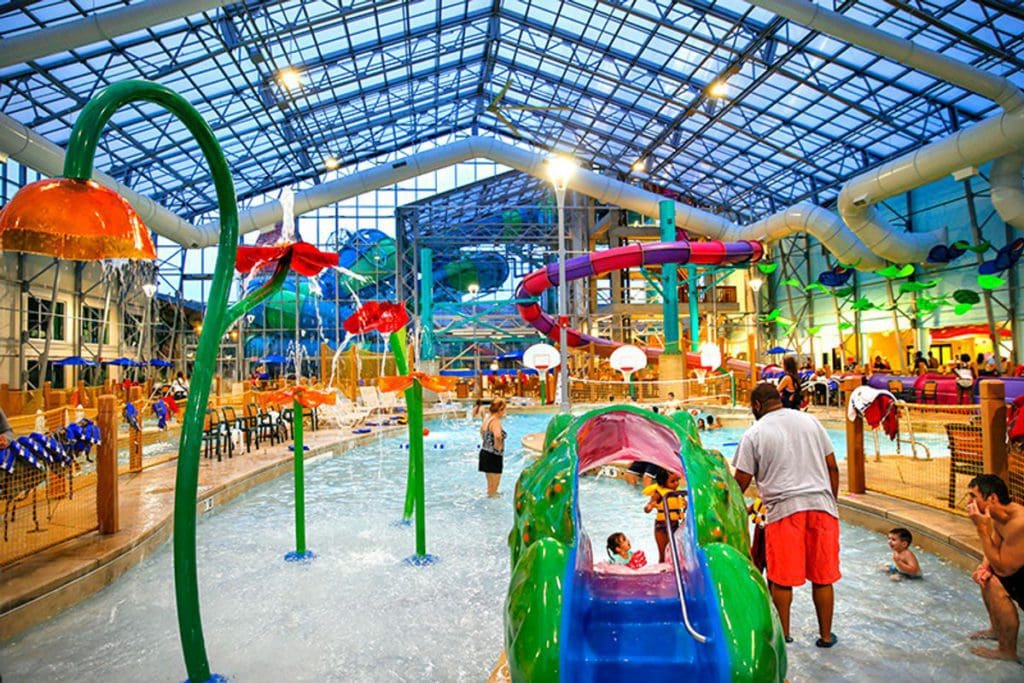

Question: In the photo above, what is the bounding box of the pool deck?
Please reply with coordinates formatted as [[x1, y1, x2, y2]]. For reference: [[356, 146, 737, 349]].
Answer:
[[1, 405, 986, 645], [0, 411, 455, 641]]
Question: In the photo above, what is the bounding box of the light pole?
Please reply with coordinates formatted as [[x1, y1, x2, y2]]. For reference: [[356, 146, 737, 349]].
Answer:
[[547, 155, 576, 413], [467, 282, 480, 397], [750, 276, 763, 383]]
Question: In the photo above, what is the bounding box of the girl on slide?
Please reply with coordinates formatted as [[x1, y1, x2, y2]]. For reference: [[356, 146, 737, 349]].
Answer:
[[643, 470, 687, 562]]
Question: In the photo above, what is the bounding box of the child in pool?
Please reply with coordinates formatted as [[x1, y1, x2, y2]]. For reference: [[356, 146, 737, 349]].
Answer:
[[881, 527, 922, 580], [643, 470, 687, 562], [606, 532, 647, 568]]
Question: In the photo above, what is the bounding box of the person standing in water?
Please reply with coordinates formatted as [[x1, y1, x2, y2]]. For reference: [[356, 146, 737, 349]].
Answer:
[[478, 398, 507, 497]]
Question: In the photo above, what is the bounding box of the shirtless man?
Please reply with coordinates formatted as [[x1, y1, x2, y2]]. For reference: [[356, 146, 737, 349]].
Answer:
[[966, 474, 1024, 661]]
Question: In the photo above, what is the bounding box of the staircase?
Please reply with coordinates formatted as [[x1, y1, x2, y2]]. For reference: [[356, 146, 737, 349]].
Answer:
[[562, 571, 711, 682]]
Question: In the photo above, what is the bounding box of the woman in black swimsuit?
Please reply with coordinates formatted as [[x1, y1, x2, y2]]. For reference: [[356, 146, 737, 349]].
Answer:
[[479, 398, 507, 497], [777, 356, 803, 410]]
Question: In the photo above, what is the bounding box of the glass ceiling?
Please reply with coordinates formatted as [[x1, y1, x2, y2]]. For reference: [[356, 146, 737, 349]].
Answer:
[[1, 0, 1022, 226]]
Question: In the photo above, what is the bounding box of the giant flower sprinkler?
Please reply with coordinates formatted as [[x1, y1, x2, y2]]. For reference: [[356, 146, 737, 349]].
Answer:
[[0, 80, 324, 683], [235, 238, 340, 562], [344, 301, 453, 564]]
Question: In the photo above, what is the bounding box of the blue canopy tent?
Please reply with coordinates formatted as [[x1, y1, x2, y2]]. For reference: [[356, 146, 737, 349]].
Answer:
[[149, 358, 174, 368], [764, 346, 795, 355], [260, 354, 288, 364], [53, 356, 97, 366], [103, 357, 140, 366]]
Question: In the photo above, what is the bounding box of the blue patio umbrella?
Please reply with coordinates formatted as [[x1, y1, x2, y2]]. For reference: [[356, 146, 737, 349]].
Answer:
[[149, 358, 174, 368], [260, 354, 288, 364], [53, 356, 98, 366], [103, 357, 139, 366], [764, 346, 794, 355]]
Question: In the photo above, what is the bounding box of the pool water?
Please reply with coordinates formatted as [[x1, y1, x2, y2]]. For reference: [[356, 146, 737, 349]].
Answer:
[[1, 413, 1019, 682]]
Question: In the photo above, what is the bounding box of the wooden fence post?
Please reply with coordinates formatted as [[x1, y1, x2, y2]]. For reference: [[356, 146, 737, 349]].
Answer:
[[980, 379, 1008, 482], [842, 377, 865, 494], [129, 385, 143, 473], [96, 394, 119, 534]]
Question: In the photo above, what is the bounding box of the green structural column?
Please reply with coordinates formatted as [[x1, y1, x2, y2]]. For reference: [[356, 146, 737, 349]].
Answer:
[[292, 399, 306, 554], [391, 329, 418, 521], [687, 264, 700, 352], [420, 248, 436, 362], [659, 200, 680, 355], [539, 373, 547, 405]]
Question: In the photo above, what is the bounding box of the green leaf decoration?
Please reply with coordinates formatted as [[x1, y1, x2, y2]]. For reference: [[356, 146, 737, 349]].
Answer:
[[952, 240, 969, 250], [838, 321, 854, 330], [898, 280, 939, 294], [777, 321, 793, 331], [806, 326, 822, 335], [779, 278, 802, 287], [967, 241, 992, 254], [952, 289, 981, 305], [851, 297, 875, 311], [804, 282, 830, 294], [915, 309, 931, 318], [916, 299, 938, 313], [878, 264, 915, 279], [757, 263, 778, 274], [953, 303, 973, 316], [832, 286, 854, 298], [762, 308, 782, 322], [978, 274, 1005, 290]]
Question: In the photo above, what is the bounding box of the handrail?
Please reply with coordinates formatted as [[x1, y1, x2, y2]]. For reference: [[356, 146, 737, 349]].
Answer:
[[662, 491, 708, 643]]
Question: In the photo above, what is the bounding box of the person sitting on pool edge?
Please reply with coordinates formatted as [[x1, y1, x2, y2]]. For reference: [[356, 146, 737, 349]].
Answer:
[[965, 473, 1024, 661]]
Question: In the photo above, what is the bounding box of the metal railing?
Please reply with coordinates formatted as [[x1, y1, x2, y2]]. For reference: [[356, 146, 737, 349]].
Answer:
[[662, 491, 707, 643]]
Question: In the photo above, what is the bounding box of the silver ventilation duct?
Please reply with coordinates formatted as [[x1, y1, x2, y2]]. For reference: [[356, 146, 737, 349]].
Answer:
[[748, 0, 1024, 260], [991, 153, 1024, 230]]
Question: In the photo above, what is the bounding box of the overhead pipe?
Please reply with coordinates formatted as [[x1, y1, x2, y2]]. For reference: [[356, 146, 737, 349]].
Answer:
[[748, 0, 1024, 260], [0, 0, 236, 70], [206, 135, 886, 268], [0, 110, 205, 246], [991, 153, 1024, 230]]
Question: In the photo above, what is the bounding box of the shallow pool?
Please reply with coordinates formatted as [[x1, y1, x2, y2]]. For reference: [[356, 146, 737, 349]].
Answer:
[[1, 413, 1018, 681]]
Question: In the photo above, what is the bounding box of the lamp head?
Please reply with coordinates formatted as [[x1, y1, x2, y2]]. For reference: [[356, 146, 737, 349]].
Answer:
[[0, 178, 156, 261], [749, 276, 763, 293], [546, 155, 577, 191], [467, 283, 480, 296], [142, 282, 157, 298]]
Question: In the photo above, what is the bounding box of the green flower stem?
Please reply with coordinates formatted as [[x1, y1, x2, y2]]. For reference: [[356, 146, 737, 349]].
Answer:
[[388, 328, 427, 554], [65, 80, 237, 683], [292, 398, 306, 554]]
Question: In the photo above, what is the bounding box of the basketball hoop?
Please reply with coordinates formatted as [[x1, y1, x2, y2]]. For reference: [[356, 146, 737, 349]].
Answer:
[[694, 368, 707, 385]]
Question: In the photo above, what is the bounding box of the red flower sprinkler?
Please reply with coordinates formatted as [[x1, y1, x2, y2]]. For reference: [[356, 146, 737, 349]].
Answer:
[[235, 239, 340, 563], [344, 301, 443, 565]]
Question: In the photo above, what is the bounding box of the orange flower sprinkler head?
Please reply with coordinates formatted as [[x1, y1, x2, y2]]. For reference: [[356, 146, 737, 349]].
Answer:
[[0, 178, 156, 260]]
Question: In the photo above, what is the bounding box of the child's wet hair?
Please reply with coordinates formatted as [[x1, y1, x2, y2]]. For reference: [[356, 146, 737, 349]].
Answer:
[[606, 532, 626, 556], [889, 527, 912, 544], [655, 469, 676, 487]]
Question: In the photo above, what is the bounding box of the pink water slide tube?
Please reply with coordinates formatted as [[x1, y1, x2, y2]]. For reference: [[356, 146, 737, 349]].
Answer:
[[515, 239, 764, 360]]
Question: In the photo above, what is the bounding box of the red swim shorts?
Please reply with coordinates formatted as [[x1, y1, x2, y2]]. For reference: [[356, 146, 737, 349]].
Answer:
[[765, 510, 841, 587]]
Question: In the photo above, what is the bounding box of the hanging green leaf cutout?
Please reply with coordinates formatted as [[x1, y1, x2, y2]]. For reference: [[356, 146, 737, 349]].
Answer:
[[953, 303, 973, 316], [833, 286, 854, 298], [978, 274, 1005, 290], [779, 278, 802, 287], [967, 241, 992, 254], [952, 289, 981, 305], [806, 326, 822, 335], [757, 263, 778, 274], [878, 264, 915, 279], [851, 297, 875, 311], [804, 282, 829, 294], [761, 308, 782, 322], [916, 299, 938, 313], [898, 280, 939, 294], [838, 321, 854, 330]]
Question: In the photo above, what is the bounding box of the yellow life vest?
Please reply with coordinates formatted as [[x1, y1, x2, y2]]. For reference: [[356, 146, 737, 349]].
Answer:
[[642, 484, 687, 523]]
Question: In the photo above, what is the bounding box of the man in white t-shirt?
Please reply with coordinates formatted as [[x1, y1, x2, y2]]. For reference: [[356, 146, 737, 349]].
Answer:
[[733, 383, 841, 648]]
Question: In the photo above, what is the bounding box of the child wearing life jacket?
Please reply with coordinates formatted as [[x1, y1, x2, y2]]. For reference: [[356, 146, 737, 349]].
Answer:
[[606, 532, 647, 569], [643, 469, 688, 562]]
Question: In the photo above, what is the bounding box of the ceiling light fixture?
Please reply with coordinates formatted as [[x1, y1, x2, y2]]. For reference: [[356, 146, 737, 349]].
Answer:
[[278, 67, 303, 91], [708, 79, 729, 99]]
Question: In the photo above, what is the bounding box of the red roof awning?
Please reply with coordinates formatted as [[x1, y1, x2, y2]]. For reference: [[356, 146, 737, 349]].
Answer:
[[931, 324, 1012, 341]]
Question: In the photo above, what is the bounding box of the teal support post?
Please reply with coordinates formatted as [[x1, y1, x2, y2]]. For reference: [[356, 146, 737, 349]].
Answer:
[[420, 248, 436, 362], [687, 264, 700, 352], [660, 200, 680, 355], [409, 380, 427, 556]]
